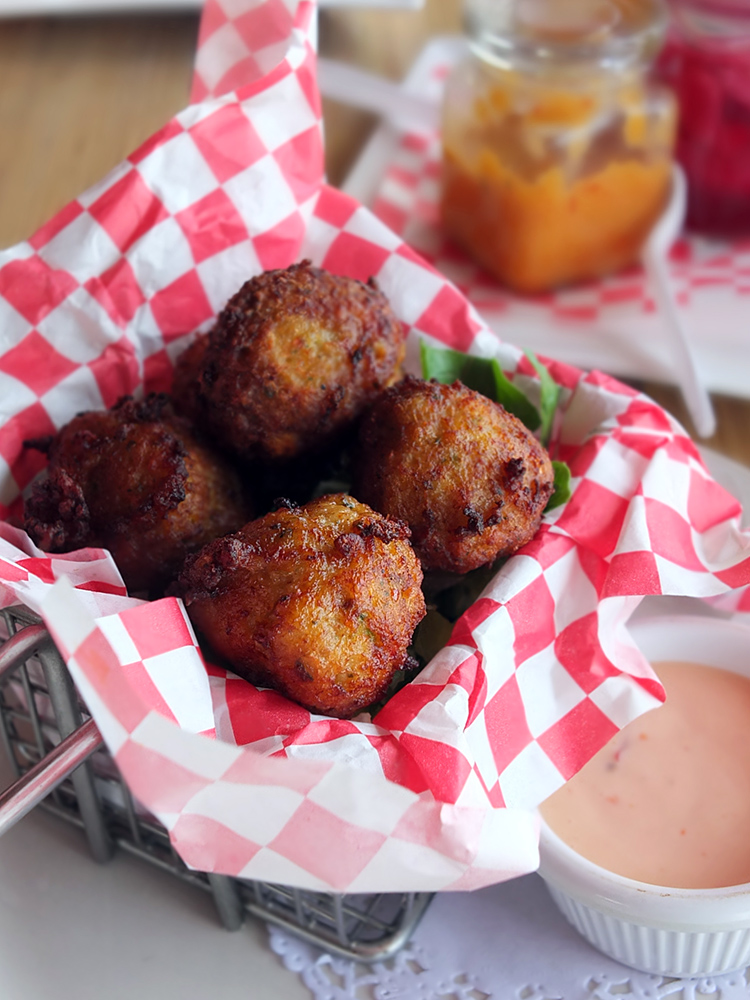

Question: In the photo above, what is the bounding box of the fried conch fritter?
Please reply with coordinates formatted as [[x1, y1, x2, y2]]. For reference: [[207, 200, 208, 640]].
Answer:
[[171, 331, 209, 426], [352, 376, 555, 575], [188, 260, 405, 464], [24, 394, 250, 594], [176, 494, 426, 719]]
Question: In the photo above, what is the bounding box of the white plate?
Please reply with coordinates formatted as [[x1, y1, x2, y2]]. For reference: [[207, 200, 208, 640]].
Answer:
[[0, 756, 310, 1000]]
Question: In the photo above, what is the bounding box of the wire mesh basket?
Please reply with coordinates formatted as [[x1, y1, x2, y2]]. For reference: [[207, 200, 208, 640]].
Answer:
[[0, 604, 432, 962]]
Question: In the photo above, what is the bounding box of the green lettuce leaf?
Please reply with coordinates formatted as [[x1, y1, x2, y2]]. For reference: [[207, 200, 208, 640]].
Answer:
[[524, 351, 560, 447], [547, 460, 572, 511], [420, 341, 540, 432]]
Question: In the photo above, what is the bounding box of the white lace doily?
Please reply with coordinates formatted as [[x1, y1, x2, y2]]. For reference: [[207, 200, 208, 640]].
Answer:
[[268, 873, 750, 1000]]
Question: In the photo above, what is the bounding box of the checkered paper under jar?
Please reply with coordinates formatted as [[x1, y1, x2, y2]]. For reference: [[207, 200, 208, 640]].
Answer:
[[0, 0, 750, 893]]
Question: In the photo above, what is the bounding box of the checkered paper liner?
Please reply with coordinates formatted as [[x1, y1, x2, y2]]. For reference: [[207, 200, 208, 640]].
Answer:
[[363, 39, 750, 400], [1, 0, 750, 894]]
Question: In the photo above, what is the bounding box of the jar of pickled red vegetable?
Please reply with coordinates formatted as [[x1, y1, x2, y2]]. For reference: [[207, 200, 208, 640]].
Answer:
[[442, 0, 677, 294], [656, 1, 750, 236]]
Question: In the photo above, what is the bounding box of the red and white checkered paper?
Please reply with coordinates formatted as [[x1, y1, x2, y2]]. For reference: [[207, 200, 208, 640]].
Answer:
[[1, 0, 750, 893]]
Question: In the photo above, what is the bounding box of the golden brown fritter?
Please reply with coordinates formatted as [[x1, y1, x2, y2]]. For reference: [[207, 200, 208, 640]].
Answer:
[[352, 376, 555, 575], [176, 493, 426, 718], [24, 394, 250, 594], [171, 333, 209, 425], [195, 260, 406, 464]]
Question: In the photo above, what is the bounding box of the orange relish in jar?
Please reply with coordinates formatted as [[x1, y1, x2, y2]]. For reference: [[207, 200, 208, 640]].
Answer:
[[441, 0, 677, 294]]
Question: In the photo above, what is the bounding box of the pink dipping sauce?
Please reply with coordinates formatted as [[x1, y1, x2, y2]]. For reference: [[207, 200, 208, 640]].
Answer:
[[541, 662, 750, 889]]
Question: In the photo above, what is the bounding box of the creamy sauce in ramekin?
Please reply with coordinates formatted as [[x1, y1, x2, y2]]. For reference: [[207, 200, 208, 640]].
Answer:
[[541, 661, 750, 889]]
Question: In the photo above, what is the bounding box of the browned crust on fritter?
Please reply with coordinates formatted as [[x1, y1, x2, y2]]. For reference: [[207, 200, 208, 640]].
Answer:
[[352, 376, 555, 574], [23, 468, 90, 552], [172, 333, 210, 424], [177, 493, 426, 718], [195, 260, 406, 463], [24, 393, 251, 593]]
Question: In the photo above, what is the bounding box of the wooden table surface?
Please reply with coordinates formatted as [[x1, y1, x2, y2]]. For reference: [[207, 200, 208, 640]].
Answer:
[[0, 1, 747, 466]]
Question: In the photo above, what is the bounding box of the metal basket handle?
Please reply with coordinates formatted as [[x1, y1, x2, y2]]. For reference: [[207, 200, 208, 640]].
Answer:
[[0, 623, 105, 840], [0, 716, 102, 836]]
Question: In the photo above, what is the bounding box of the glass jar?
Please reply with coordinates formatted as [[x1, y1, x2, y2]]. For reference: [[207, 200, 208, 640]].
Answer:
[[441, 0, 677, 294], [655, 1, 750, 236]]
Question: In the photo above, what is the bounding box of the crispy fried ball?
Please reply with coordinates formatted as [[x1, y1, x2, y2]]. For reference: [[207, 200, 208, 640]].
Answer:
[[195, 260, 406, 463], [176, 493, 426, 718], [23, 394, 250, 594], [171, 333, 209, 425], [352, 376, 555, 575]]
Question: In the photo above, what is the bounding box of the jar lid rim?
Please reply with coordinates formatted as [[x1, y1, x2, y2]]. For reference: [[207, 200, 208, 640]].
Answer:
[[465, 0, 669, 68]]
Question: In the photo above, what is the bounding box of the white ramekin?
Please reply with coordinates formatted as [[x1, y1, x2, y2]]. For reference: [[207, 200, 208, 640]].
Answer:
[[537, 613, 750, 979]]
